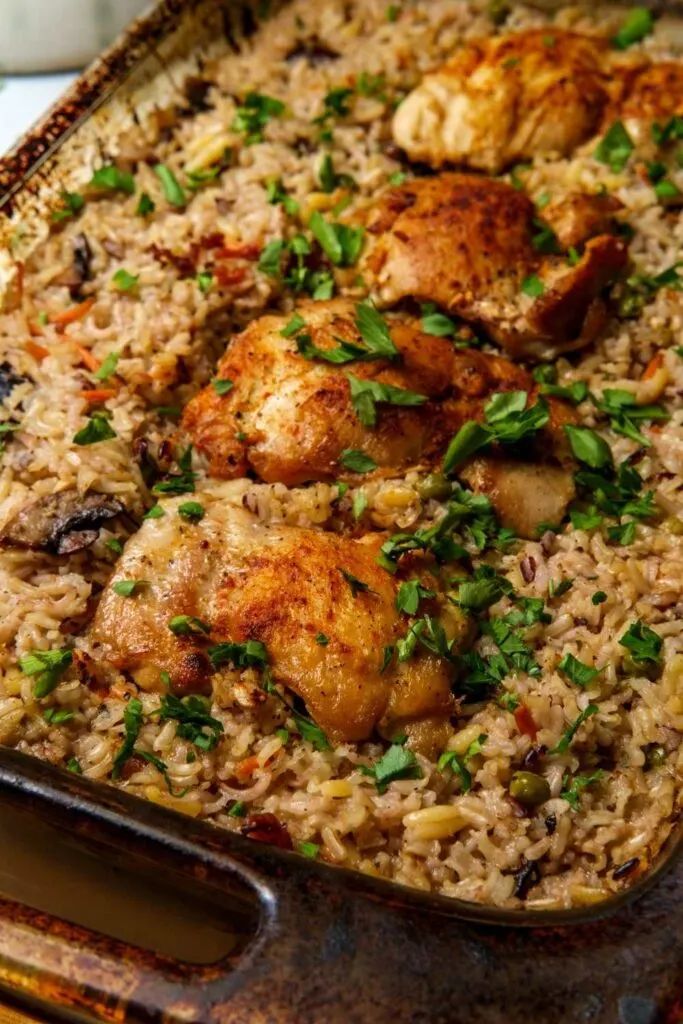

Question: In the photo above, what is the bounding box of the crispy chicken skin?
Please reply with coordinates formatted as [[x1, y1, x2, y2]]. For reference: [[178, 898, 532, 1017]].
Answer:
[[392, 29, 612, 173], [182, 298, 576, 535], [610, 61, 683, 143], [90, 500, 470, 752], [363, 174, 628, 360]]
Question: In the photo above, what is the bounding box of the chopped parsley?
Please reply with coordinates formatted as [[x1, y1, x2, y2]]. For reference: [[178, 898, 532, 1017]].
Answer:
[[594, 121, 634, 173], [619, 620, 662, 666], [158, 693, 223, 751], [89, 165, 135, 194], [168, 615, 211, 636], [595, 388, 668, 448], [154, 164, 187, 207], [520, 274, 545, 298], [318, 154, 355, 193], [51, 191, 85, 223], [561, 769, 605, 809], [347, 374, 427, 427], [208, 639, 268, 669], [113, 579, 147, 597], [437, 734, 487, 792], [112, 269, 139, 292], [19, 648, 72, 699], [178, 501, 205, 522], [420, 306, 459, 337], [265, 177, 299, 215], [137, 192, 155, 216], [339, 567, 372, 596], [339, 449, 377, 473], [359, 743, 422, 793], [540, 380, 589, 404], [558, 653, 601, 688], [212, 377, 234, 396], [612, 7, 654, 49], [443, 390, 549, 473], [550, 704, 599, 754], [144, 504, 165, 520], [105, 537, 124, 556], [197, 271, 214, 294], [232, 92, 285, 144], [592, 590, 607, 605], [396, 579, 436, 615], [564, 425, 613, 470], [309, 211, 365, 266], [73, 411, 117, 446], [354, 301, 398, 358], [315, 633, 330, 646], [94, 351, 120, 381], [111, 698, 144, 779], [152, 446, 195, 495], [451, 565, 513, 612]]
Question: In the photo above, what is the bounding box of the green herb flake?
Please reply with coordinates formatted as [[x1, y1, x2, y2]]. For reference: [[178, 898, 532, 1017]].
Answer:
[[315, 633, 330, 646], [396, 579, 436, 616], [212, 377, 234, 396], [154, 164, 187, 207], [280, 312, 306, 338], [137, 192, 156, 216], [178, 501, 205, 522], [51, 191, 85, 223], [144, 504, 165, 520], [298, 840, 320, 858], [197, 271, 214, 294], [309, 211, 365, 267], [521, 274, 545, 298], [105, 537, 124, 556], [232, 92, 285, 144], [558, 653, 601, 688], [111, 698, 144, 780], [619, 620, 662, 666], [354, 301, 398, 358], [112, 269, 139, 293], [73, 411, 117, 446], [113, 579, 147, 598], [19, 648, 72, 699], [228, 800, 246, 817], [564, 425, 613, 469], [66, 757, 82, 774], [347, 373, 426, 427], [612, 7, 654, 50], [594, 121, 634, 173], [339, 567, 372, 597], [89, 165, 135, 195], [168, 615, 211, 636], [360, 743, 422, 793], [159, 693, 223, 751], [561, 769, 605, 809], [550, 704, 599, 754], [208, 639, 269, 670], [592, 590, 607, 605], [94, 351, 120, 382], [339, 449, 377, 473]]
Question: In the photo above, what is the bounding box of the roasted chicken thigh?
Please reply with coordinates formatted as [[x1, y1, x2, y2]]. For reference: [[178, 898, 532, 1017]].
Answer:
[[363, 174, 628, 359], [90, 499, 469, 752]]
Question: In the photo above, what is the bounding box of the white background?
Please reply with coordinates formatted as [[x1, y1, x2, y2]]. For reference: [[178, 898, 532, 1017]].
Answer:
[[0, 73, 78, 156]]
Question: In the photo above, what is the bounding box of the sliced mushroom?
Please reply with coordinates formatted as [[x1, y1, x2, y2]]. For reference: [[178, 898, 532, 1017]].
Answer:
[[0, 490, 124, 555]]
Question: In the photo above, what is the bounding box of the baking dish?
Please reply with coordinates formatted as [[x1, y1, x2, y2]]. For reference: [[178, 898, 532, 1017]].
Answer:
[[0, 1, 682, 1020]]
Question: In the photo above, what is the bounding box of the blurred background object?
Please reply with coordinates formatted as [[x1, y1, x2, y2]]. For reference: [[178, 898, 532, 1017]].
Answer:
[[0, 0, 150, 72]]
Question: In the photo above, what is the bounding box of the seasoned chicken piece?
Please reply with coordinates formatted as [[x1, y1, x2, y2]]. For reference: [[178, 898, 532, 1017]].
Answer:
[[90, 499, 469, 752], [363, 174, 628, 359], [460, 459, 575, 539], [392, 29, 612, 173], [543, 193, 624, 252], [611, 61, 683, 142]]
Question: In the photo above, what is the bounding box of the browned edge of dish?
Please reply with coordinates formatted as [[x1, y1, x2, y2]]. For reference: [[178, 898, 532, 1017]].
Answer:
[[0, 0, 681, 1020]]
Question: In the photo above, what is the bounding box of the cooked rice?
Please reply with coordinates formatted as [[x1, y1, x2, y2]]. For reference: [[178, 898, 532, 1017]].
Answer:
[[0, 0, 681, 910]]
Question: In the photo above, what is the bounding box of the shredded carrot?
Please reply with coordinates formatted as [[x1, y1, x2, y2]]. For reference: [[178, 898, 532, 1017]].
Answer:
[[235, 755, 260, 778], [81, 388, 116, 404], [215, 242, 261, 261], [514, 704, 538, 739], [642, 351, 664, 380], [49, 297, 95, 331], [25, 340, 49, 362], [215, 265, 248, 287], [73, 343, 100, 373]]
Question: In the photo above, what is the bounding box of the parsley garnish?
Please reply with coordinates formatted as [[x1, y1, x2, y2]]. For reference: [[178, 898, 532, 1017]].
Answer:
[[178, 501, 205, 522], [443, 391, 548, 473], [354, 301, 398, 358], [619, 620, 662, 666], [315, 633, 330, 646], [594, 121, 634, 172], [168, 615, 211, 636], [550, 704, 599, 754], [112, 269, 139, 292], [113, 579, 147, 597], [73, 411, 117, 446], [94, 351, 120, 381], [558, 653, 601, 688], [154, 164, 187, 207], [309, 211, 365, 266], [232, 92, 285, 144], [51, 191, 85, 223], [19, 648, 72, 699], [347, 374, 426, 427], [208, 639, 268, 669], [152, 446, 195, 495], [359, 743, 422, 793], [561, 769, 605, 808], [339, 449, 377, 473], [521, 274, 545, 298], [595, 388, 668, 448], [437, 734, 487, 792], [89, 165, 135, 194], [612, 7, 653, 49], [212, 378, 234, 396], [564, 425, 613, 469], [452, 565, 513, 612], [137, 192, 155, 216], [339, 567, 372, 596], [111, 698, 144, 779], [396, 579, 435, 615], [158, 694, 223, 751], [265, 177, 299, 215]]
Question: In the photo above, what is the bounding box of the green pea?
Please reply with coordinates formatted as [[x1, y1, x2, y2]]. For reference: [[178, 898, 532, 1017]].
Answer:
[[644, 744, 666, 769], [509, 771, 551, 807], [416, 473, 452, 501]]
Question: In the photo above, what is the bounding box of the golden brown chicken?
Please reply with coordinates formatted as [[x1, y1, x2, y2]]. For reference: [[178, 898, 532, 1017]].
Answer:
[[392, 29, 613, 173], [90, 499, 471, 753], [363, 174, 628, 359], [182, 298, 576, 535], [610, 61, 683, 143]]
